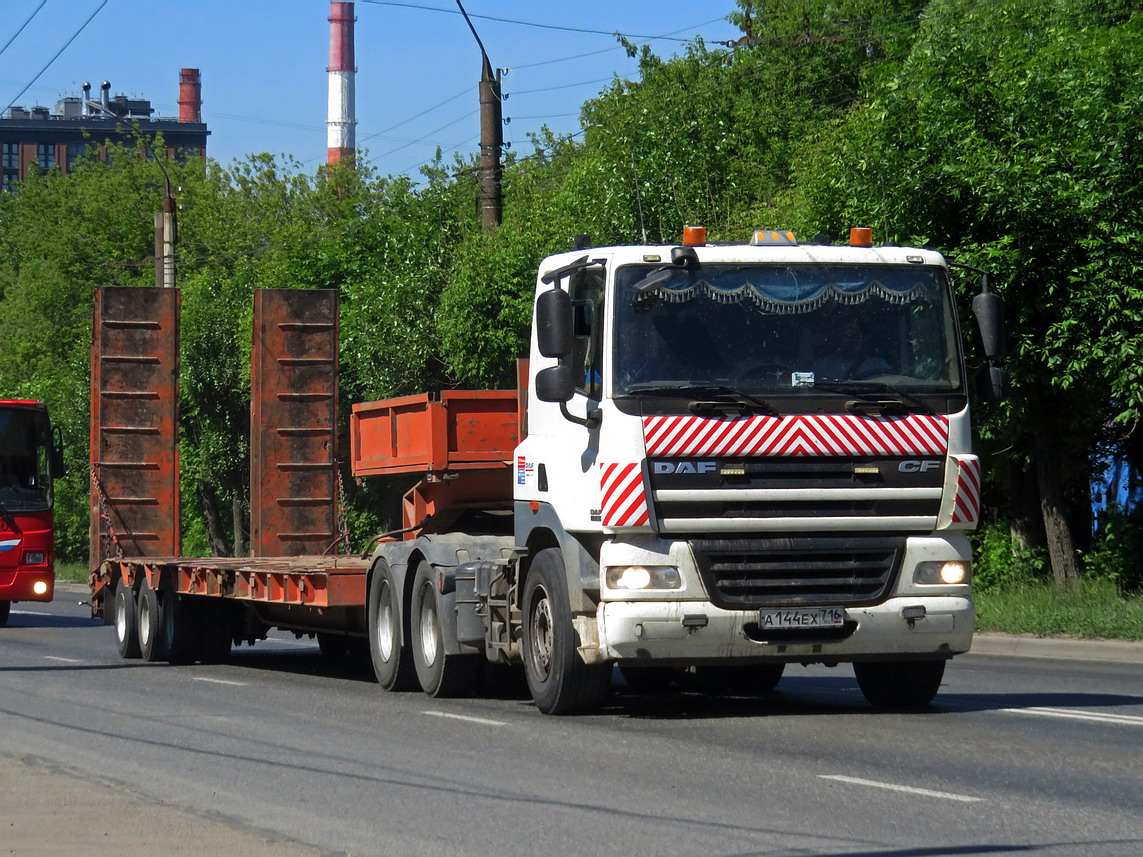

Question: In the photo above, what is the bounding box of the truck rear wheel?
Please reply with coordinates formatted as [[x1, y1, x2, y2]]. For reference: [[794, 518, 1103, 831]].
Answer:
[[854, 659, 946, 709], [137, 580, 166, 662], [410, 564, 479, 698], [367, 558, 416, 691], [522, 548, 610, 715], [113, 585, 141, 659]]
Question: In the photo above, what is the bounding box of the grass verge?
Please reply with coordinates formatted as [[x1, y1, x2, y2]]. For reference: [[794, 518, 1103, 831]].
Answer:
[[55, 561, 91, 584], [975, 578, 1143, 640]]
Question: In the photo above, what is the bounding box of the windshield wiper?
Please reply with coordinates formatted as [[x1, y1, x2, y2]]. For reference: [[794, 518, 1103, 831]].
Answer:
[[810, 380, 931, 414], [625, 383, 776, 415]]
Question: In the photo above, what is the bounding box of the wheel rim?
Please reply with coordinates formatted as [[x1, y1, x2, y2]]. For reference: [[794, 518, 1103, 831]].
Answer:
[[417, 583, 439, 668], [138, 593, 151, 648], [528, 585, 554, 680], [376, 580, 395, 661], [115, 593, 128, 642]]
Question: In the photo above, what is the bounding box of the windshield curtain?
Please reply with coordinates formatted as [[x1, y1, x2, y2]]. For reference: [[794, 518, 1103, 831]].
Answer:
[[0, 408, 52, 511], [613, 263, 963, 397]]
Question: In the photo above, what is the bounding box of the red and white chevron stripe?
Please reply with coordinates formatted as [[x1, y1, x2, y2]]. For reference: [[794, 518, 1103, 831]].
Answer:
[[600, 462, 650, 527], [951, 455, 981, 524], [643, 413, 949, 458]]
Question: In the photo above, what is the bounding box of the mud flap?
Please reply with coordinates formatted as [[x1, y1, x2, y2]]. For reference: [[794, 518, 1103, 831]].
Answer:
[[573, 614, 607, 665]]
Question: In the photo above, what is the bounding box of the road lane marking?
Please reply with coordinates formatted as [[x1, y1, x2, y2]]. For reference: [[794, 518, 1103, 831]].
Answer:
[[1001, 707, 1143, 727], [819, 775, 982, 803], [13, 610, 53, 616], [192, 677, 247, 686], [44, 656, 83, 663], [423, 711, 507, 727]]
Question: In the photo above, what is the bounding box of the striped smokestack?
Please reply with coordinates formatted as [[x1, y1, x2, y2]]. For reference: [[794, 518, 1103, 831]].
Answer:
[[326, 2, 356, 166]]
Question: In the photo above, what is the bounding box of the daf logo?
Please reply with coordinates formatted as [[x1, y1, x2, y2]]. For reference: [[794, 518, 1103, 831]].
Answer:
[[654, 461, 718, 475], [899, 459, 941, 473]]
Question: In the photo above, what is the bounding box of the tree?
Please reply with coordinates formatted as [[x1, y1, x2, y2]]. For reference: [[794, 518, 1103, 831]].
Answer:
[[786, 0, 1143, 587]]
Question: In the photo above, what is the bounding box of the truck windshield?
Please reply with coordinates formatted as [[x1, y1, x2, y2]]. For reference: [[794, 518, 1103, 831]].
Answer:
[[0, 408, 53, 511], [613, 263, 963, 400]]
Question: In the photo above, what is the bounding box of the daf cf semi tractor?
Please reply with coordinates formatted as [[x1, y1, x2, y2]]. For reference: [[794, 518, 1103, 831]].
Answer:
[[91, 227, 1006, 715]]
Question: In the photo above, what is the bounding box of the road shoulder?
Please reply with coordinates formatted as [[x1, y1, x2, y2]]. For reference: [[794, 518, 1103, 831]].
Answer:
[[1, 753, 322, 857]]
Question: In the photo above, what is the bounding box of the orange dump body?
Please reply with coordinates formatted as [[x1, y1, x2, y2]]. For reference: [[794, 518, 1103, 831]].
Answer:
[[350, 391, 520, 534]]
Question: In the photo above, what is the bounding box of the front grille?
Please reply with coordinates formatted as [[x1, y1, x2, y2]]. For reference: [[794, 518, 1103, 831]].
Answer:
[[690, 535, 904, 609], [647, 455, 944, 532]]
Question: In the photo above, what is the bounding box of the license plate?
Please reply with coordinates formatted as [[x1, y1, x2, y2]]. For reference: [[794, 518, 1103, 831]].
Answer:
[[758, 607, 845, 629]]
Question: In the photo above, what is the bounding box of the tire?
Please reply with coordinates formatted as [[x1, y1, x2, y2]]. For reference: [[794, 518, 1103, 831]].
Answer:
[[161, 580, 201, 666], [114, 585, 141, 659], [367, 558, 416, 691], [137, 580, 167, 662], [410, 563, 479, 697], [854, 659, 946, 710], [521, 548, 611, 715], [0, 600, 10, 628]]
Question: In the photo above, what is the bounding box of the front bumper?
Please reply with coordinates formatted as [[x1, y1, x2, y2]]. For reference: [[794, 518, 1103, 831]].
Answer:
[[598, 596, 973, 664], [0, 571, 55, 602]]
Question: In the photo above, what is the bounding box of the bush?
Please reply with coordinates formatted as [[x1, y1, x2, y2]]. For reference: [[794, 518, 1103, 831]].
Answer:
[[970, 521, 1045, 591], [1084, 504, 1143, 595]]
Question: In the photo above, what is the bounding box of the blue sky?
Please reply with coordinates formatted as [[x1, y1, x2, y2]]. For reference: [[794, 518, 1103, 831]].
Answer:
[[0, 1, 742, 177]]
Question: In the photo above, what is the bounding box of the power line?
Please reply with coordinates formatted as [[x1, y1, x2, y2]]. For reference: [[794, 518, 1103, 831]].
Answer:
[[356, 0, 699, 42], [2, 0, 108, 115], [0, 0, 46, 59]]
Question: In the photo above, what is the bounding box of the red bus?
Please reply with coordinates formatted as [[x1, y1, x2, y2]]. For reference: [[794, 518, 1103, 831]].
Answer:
[[0, 400, 64, 627]]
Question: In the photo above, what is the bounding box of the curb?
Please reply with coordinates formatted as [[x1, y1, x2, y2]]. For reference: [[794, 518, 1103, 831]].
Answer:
[[970, 632, 1143, 665]]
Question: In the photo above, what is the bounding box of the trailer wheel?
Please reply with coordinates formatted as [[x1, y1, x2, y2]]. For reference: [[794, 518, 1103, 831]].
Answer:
[[522, 548, 611, 715], [161, 580, 201, 666], [367, 558, 416, 691], [0, 600, 10, 628], [113, 585, 141, 659], [137, 580, 167, 662], [854, 659, 945, 710], [410, 564, 479, 698]]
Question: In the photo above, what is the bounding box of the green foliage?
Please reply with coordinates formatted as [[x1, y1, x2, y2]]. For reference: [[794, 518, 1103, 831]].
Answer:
[[1, 0, 1139, 587], [970, 521, 1045, 591], [1085, 504, 1143, 594]]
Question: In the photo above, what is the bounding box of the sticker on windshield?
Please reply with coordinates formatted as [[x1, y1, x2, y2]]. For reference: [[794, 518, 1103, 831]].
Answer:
[[792, 371, 815, 387]]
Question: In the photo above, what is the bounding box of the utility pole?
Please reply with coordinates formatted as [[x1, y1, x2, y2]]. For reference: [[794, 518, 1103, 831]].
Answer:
[[154, 173, 176, 289], [457, 1, 502, 232]]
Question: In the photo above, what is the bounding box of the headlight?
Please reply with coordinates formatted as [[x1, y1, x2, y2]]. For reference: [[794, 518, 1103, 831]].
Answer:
[[915, 560, 970, 585], [605, 565, 682, 590], [32, 580, 49, 596], [24, 551, 46, 566]]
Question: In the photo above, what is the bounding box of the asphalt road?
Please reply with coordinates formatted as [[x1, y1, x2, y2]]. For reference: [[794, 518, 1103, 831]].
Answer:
[[2, 585, 1141, 857]]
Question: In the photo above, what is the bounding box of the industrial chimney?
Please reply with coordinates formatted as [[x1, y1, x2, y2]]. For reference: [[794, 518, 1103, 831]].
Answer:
[[178, 68, 202, 123], [326, 2, 356, 166]]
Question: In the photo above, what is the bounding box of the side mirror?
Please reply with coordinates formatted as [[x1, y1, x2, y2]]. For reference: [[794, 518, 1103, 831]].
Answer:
[[536, 289, 572, 359], [971, 290, 1005, 362], [535, 364, 575, 403], [50, 428, 65, 478], [976, 365, 1010, 405]]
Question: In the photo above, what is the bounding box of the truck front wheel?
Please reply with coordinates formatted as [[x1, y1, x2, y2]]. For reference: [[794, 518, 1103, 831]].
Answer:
[[521, 548, 610, 715], [410, 564, 479, 698], [367, 558, 416, 691], [0, 600, 9, 627], [854, 659, 946, 709]]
